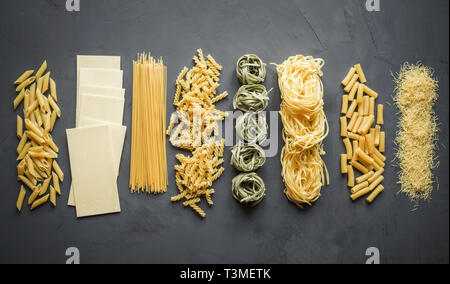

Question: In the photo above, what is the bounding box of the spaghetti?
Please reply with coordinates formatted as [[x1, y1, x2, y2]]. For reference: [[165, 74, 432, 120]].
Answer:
[[275, 55, 329, 208], [130, 54, 167, 194]]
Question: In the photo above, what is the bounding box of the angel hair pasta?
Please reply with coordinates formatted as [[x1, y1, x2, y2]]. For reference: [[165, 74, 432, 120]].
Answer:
[[236, 54, 267, 85], [233, 84, 270, 112], [230, 142, 266, 172], [232, 172, 266, 207], [275, 55, 329, 208], [236, 112, 268, 144]]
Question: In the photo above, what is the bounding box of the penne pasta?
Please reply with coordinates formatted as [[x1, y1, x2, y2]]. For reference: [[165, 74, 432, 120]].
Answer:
[[15, 70, 34, 85], [36, 88, 47, 112], [15, 76, 35, 92], [19, 175, 36, 191], [17, 142, 31, 160], [52, 171, 61, 195], [30, 83, 36, 103], [50, 111, 57, 131], [17, 159, 26, 176], [47, 95, 61, 117], [26, 100, 39, 117], [50, 185, 56, 207], [40, 177, 51, 196], [17, 115, 23, 139], [42, 72, 50, 94], [35, 60, 47, 81], [31, 194, 49, 210], [50, 78, 57, 102], [16, 185, 27, 212], [44, 134, 58, 152], [25, 119, 44, 137], [53, 160, 64, 182], [14, 89, 25, 110], [26, 130, 45, 145], [34, 109, 43, 127]]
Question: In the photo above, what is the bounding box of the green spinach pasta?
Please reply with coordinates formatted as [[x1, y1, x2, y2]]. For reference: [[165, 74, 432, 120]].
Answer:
[[230, 142, 266, 172], [236, 54, 266, 85], [233, 84, 270, 112], [232, 172, 266, 207]]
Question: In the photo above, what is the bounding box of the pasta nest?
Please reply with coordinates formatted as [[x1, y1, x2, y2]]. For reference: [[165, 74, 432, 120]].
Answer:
[[236, 54, 267, 85], [230, 142, 266, 172], [232, 172, 266, 207], [233, 84, 270, 112]]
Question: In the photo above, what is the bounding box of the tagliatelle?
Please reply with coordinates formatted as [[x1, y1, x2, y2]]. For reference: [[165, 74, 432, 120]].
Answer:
[[275, 55, 329, 208]]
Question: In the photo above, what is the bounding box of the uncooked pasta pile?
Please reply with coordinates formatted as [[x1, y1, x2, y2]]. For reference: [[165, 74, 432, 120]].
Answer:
[[275, 55, 329, 208], [393, 62, 439, 203]]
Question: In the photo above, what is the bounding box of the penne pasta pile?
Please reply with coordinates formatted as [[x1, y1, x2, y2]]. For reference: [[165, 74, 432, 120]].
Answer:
[[14, 61, 63, 212], [340, 64, 385, 203]]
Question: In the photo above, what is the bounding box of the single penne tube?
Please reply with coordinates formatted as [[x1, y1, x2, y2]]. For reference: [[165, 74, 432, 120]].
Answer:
[[369, 175, 384, 191], [350, 186, 371, 201], [15, 70, 34, 85], [379, 131, 385, 152], [26, 130, 45, 145], [24, 169, 37, 186], [52, 171, 61, 195], [17, 115, 23, 139], [14, 89, 25, 110], [348, 82, 359, 101], [40, 177, 51, 196], [356, 148, 374, 166], [350, 159, 370, 174], [377, 104, 384, 124], [15, 76, 35, 92], [343, 138, 352, 160], [43, 95, 50, 113], [50, 78, 57, 102], [340, 116, 348, 137], [29, 111, 37, 125], [53, 160, 64, 182], [25, 155, 38, 178], [42, 72, 50, 94], [344, 74, 359, 93], [356, 83, 364, 104], [348, 132, 362, 141], [363, 85, 378, 98], [342, 67, 356, 86], [28, 151, 53, 159], [346, 100, 358, 119], [352, 116, 364, 133], [24, 91, 30, 114], [365, 133, 375, 155], [356, 170, 374, 184], [29, 146, 44, 152], [369, 97, 375, 116], [47, 95, 61, 117], [341, 95, 349, 114], [16, 133, 27, 154], [16, 185, 27, 212], [347, 165, 355, 187], [37, 77, 43, 92], [354, 64, 367, 83], [17, 142, 31, 160], [17, 159, 26, 176], [31, 194, 49, 210], [35, 60, 47, 81], [341, 154, 348, 174], [36, 88, 47, 112], [351, 181, 369, 194], [50, 185, 56, 207], [368, 168, 384, 184], [30, 83, 36, 102], [347, 112, 359, 130], [360, 114, 375, 135], [44, 134, 58, 152], [50, 111, 57, 131], [19, 175, 36, 191], [26, 100, 39, 117], [374, 125, 381, 146], [25, 119, 44, 137], [366, 184, 384, 203], [46, 158, 53, 176], [43, 145, 58, 158], [34, 109, 43, 127], [43, 112, 51, 132], [363, 96, 370, 115]]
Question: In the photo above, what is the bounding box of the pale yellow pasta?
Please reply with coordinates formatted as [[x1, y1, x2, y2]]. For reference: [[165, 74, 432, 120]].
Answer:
[[363, 96, 370, 115], [340, 116, 348, 137], [36, 77, 43, 93], [346, 100, 357, 119], [341, 154, 348, 174], [357, 101, 364, 116], [43, 112, 50, 132], [377, 104, 384, 124], [357, 83, 364, 104], [25, 119, 43, 137], [354, 64, 367, 83], [31, 194, 49, 210], [364, 85, 378, 98], [352, 140, 358, 161], [43, 134, 58, 152], [16, 76, 35, 92], [350, 186, 371, 201], [347, 165, 355, 187], [16, 185, 27, 212], [15, 70, 34, 85], [36, 88, 47, 112], [374, 125, 381, 146], [50, 185, 56, 207], [30, 83, 36, 103], [379, 131, 385, 152], [49, 78, 57, 102], [17, 142, 31, 160], [50, 111, 57, 131], [341, 95, 349, 114], [343, 138, 352, 160], [342, 67, 356, 86], [368, 168, 384, 184], [47, 95, 61, 117], [352, 116, 364, 133], [41, 72, 50, 94], [369, 175, 384, 191], [347, 112, 359, 130], [366, 184, 384, 203], [17, 115, 23, 139], [344, 74, 359, 93], [35, 60, 47, 81], [14, 89, 25, 110], [360, 114, 374, 135], [53, 160, 64, 182], [34, 109, 42, 127], [347, 132, 362, 141], [365, 133, 375, 155], [351, 181, 369, 194], [356, 170, 374, 184], [52, 171, 61, 195], [26, 130, 45, 145], [28, 185, 41, 205], [351, 159, 369, 174], [26, 100, 39, 117], [348, 81, 359, 101]]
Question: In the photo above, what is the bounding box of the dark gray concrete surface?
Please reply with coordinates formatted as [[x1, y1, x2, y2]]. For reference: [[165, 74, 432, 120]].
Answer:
[[0, 0, 448, 264]]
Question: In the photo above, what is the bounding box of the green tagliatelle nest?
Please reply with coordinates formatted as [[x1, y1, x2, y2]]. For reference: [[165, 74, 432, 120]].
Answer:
[[230, 142, 266, 172], [236, 112, 268, 144], [236, 54, 266, 85], [232, 172, 266, 207], [233, 84, 270, 112]]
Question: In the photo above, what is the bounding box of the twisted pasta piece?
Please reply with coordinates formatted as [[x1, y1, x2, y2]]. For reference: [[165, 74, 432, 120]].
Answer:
[[236, 54, 266, 85], [236, 112, 268, 144], [233, 84, 270, 112], [230, 142, 266, 172], [275, 55, 329, 208], [232, 172, 266, 207]]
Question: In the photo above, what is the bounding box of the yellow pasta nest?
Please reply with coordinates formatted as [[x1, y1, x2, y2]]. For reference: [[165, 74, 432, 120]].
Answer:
[[168, 49, 228, 217], [275, 55, 329, 208], [393, 62, 439, 203]]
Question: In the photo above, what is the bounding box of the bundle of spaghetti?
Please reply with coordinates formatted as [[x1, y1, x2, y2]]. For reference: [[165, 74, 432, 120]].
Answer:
[[393, 62, 439, 203], [167, 49, 228, 217], [275, 55, 329, 207], [130, 53, 167, 194]]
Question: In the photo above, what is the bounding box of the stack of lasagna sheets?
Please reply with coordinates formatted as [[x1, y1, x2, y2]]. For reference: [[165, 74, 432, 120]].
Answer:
[[66, 56, 126, 218]]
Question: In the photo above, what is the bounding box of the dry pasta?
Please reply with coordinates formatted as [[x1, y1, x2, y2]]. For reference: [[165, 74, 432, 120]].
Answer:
[[232, 172, 266, 207], [236, 54, 266, 85]]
